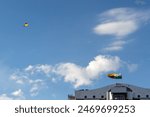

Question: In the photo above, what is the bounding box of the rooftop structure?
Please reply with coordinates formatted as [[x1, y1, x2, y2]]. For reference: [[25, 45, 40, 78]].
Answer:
[[68, 83, 150, 100]]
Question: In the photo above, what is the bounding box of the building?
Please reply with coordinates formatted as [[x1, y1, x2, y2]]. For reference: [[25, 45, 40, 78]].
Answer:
[[68, 83, 150, 100]]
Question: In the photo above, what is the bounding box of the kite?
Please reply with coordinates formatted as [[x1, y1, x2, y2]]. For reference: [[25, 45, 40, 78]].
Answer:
[[107, 73, 122, 79], [24, 22, 29, 27]]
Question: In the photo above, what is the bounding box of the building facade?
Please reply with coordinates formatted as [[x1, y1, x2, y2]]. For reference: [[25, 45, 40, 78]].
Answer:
[[69, 83, 150, 100]]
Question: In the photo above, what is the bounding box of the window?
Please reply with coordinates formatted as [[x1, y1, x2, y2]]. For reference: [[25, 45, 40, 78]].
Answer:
[[101, 95, 104, 99], [93, 95, 96, 99], [84, 96, 87, 99], [137, 95, 140, 98], [146, 95, 149, 98]]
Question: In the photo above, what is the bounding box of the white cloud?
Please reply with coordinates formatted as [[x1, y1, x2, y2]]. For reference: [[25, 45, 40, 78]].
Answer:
[[29, 79, 45, 96], [53, 55, 122, 88], [30, 86, 39, 96], [25, 64, 53, 75], [24, 65, 33, 72], [10, 73, 29, 84], [0, 91, 25, 100], [103, 40, 126, 51], [0, 94, 12, 100], [103, 46, 123, 52], [11, 89, 23, 97], [11, 55, 122, 88], [10, 70, 45, 97], [94, 8, 150, 51], [85, 55, 121, 78], [10, 55, 137, 89], [56, 63, 91, 88], [94, 21, 138, 37]]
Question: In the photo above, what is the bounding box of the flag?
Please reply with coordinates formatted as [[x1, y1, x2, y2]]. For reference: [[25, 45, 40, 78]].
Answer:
[[107, 73, 122, 79]]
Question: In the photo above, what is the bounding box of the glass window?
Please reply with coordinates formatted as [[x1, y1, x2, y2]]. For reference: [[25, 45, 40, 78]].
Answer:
[[146, 95, 149, 98], [137, 95, 140, 98]]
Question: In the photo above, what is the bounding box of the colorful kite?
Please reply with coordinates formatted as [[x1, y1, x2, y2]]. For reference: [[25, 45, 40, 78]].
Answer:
[[24, 22, 29, 27], [107, 73, 122, 79]]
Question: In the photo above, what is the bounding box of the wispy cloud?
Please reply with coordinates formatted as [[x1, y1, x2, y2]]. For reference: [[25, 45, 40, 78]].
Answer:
[[25, 64, 53, 75], [11, 89, 23, 97], [10, 72, 45, 97], [94, 8, 150, 51], [11, 89, 25, 99], [102, 40, 127, 52], [10, 55, 135, 88], [0, 94, 12, 100], [9, 55, 120, 88], [0, 54, 137, 99], [0, 89, 25, 100], [29, 79, 45, 96]]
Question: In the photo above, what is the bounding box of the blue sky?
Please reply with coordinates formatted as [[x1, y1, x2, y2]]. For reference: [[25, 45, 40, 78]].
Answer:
[[0, 0, 150, 99]]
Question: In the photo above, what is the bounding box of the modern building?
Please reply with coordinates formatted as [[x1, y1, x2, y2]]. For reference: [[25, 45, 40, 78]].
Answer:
[[68, 83, 150, 100]]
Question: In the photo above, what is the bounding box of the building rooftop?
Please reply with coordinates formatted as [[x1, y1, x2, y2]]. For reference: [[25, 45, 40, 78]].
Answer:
[[69, 83, 150, 100]]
